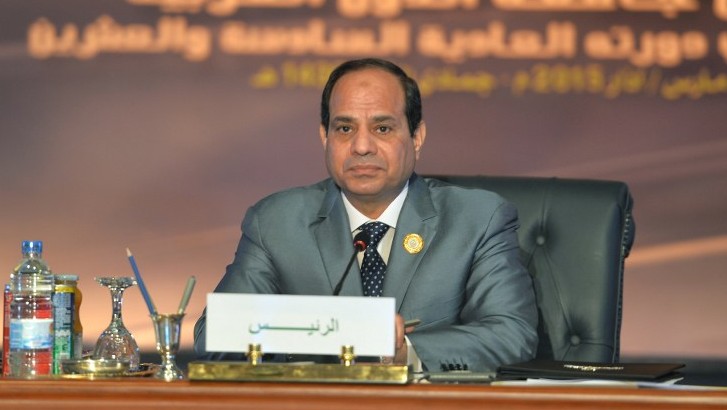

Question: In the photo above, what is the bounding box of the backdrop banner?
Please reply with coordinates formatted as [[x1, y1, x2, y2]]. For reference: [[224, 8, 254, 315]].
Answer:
[[1, 0, 726, 359]]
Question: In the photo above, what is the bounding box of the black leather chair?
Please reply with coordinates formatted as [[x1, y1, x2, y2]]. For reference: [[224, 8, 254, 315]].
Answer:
[[427, 175, 635, 363]]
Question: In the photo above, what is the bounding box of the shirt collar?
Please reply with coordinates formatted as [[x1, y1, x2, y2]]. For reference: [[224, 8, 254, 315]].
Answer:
[[342, 182, 409, 232]]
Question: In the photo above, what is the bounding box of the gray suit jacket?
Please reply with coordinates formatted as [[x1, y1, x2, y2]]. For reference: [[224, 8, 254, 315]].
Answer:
[[194, 174, 538, 372]]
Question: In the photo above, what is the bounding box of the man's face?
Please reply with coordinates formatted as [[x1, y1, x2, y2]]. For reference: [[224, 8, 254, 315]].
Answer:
[[320, 68, 425, 215]]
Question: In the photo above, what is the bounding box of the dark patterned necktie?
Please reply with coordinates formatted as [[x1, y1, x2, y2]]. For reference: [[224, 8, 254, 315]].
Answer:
[[359, 221, 390, 297]]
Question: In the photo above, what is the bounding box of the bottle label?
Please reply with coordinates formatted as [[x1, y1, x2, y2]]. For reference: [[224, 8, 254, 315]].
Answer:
[[3, 286, 11, 376], [9, 318, 54, 349], [52, 291, 74, 373]]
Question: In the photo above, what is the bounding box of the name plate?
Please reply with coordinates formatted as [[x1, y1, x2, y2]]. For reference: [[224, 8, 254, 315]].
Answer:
[[206, 293, 395, 357]]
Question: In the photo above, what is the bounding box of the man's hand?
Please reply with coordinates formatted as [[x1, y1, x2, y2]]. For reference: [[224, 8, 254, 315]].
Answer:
[[393, 314, 417, 364]]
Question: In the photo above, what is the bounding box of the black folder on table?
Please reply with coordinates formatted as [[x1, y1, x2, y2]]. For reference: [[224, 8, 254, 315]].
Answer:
[[497, 360, 685, 382]]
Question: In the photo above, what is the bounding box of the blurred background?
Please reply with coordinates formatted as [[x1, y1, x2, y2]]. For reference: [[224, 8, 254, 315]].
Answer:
[[1, 0, 725, 380]]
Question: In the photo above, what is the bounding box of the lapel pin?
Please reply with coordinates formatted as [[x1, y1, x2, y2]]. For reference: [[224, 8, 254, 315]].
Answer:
[[403, 233, 424, 254]]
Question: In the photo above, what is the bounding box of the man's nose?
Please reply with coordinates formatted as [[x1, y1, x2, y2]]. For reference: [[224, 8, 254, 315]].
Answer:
[[350, 130, 376, 155]]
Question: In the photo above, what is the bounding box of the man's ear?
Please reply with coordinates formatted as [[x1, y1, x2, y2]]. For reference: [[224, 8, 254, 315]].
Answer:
[[413, 121, 426, 159], [319, 124, 327, 150]]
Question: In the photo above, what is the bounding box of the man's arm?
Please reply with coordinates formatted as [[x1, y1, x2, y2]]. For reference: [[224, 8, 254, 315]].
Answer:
[[193, 204, 279, 358], [406, 202, 538, 372]]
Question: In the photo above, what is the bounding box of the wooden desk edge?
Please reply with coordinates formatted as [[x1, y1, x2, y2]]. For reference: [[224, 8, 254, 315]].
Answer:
[[0, 378, 725, 410]]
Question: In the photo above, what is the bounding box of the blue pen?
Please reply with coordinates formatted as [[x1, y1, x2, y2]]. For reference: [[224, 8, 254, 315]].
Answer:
[[126, 248, 157, 317]]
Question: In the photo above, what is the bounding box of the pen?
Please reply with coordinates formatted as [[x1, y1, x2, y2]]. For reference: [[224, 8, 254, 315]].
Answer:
[[404, 319, 421, 328], [177, 275, 196, 315], [126, 248, 157, 317]]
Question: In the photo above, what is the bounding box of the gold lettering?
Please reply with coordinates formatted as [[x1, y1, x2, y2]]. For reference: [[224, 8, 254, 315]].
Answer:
[[601, 66, 646, 98], [407, 0, 479, 11], [371, 0, 403, 19], [328, 27, 377, 55], [379, 21, 410, 56], [336, 0, 372, 19], [416, 67, 497, 97], [681, 31, 709, 60], [184, 25, 213, 61], [219, 19, 410, 57], [661, 69, 727, 100], [57, 24, 81, 56], [26, 15, 212, 61], [207, 0, 240, 16], [584, 26, 634, 60], [418, 24, 456, 62], [280, 60, 339, 88], [491, 0, 698, 16], [221, 20, 314, 54], [336, 0, 479, 19], [251, 65, 280, 88], [506, 64, 665, 99], [27, 18, 58, 59], [492, 0, 616, 11], [208, 0, 325, 16], [129, 0, 326, 16], [585, 26, 707, 67], [417, 21, 576, 63], [619, 0, 699, 19], [718, 32, 727, 64], [509, 30, 545, 57], [127, 0, 207, 14], [716, 0, 727, 21]]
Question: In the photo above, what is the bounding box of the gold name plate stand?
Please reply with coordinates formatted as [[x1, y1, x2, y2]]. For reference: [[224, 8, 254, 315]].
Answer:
[[188, 344, 410, 384]]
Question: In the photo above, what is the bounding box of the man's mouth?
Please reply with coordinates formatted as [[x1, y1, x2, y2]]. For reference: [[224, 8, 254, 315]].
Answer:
[[347, 164, 382, 175]]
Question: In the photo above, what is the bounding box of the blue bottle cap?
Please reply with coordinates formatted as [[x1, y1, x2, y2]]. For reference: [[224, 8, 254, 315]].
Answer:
[[21, 240, 43, 255]]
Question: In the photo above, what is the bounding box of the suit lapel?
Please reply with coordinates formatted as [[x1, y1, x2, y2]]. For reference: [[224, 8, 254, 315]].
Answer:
[[384, 175, 438, 311], [313, 180, 363, 295]]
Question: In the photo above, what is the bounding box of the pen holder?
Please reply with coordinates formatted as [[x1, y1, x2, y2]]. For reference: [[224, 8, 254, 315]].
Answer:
[[151, 313, 185, 381]]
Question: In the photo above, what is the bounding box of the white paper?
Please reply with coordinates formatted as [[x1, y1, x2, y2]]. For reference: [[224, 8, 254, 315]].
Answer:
[[206, 293, 395, 356]]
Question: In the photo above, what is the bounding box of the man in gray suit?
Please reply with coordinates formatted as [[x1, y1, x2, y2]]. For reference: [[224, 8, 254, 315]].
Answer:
[[194, 58, 537, 372]]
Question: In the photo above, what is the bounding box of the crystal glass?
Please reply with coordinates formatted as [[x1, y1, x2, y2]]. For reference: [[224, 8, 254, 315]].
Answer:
[[151, 313, 185, 381], [93, 276, 140, 371]]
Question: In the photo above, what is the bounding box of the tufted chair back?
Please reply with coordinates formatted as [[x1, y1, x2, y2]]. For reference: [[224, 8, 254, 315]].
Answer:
[[427, 175, 635, 363]]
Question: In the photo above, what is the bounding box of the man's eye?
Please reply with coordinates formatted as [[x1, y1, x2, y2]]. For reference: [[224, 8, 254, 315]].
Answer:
[[336, 125, 352, 133], [376, 126, 390, 133]]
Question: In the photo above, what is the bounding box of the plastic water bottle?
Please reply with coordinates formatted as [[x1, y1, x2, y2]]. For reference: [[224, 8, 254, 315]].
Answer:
[[8, 241, 54, 377]]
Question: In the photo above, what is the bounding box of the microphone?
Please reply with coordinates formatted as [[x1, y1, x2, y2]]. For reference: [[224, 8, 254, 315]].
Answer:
[[332, 231, 368, 296]]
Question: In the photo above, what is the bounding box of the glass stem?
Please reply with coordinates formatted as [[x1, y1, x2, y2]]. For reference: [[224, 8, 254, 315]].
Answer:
[[162, 351, 176, 368], [109, 287, 125, 328]]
